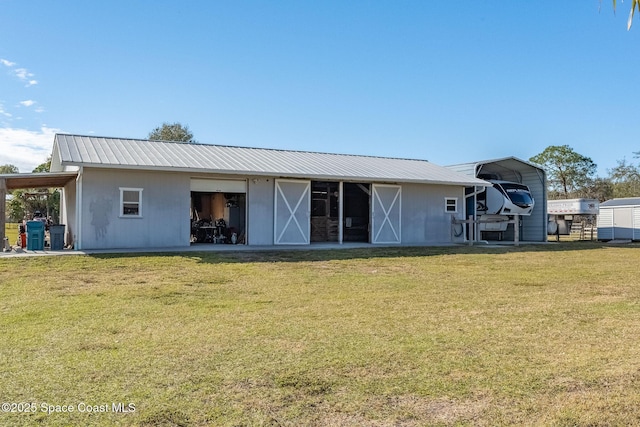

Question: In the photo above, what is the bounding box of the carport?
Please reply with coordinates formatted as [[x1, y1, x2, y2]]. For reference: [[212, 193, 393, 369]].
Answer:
[[0, 172, 77, 249], [447, 157, 548, 242]]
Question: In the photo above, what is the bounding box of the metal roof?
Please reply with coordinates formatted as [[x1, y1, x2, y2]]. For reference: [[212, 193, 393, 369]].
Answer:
[[600, 198, 640, 207], [51, 134, 488, 186], [447, 156, 545, 174]]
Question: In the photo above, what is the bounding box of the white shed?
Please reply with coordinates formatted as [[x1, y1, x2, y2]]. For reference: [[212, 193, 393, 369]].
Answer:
[[597, 198, 640, 241]]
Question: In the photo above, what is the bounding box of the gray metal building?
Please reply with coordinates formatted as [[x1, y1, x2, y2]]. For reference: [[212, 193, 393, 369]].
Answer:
[[447, 157, 548, 242], [597, 198, 640, 241], [48, 134, 489, 250]]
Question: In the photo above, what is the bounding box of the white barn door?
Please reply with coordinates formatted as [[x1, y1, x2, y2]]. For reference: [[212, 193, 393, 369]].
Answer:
[[371, 184, 401, 244], [614, 207, 634, 240], [274, 179, 311, 245]]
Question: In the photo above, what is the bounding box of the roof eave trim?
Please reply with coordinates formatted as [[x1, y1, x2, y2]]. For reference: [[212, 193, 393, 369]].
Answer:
[[60, 162, 488, 186]]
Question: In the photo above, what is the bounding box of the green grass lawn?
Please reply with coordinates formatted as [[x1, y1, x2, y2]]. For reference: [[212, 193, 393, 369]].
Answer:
[[4, 222, 19, 246], [1, 243, 640, 426]]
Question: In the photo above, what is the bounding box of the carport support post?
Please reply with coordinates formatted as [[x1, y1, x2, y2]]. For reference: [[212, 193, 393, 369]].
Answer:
[[338, 181, 343, 244], [513, 214, 519, 246], [0, 178, 6, 249]]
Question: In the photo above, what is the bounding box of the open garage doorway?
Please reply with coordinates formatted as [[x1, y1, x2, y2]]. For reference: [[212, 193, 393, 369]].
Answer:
[[190, 179, 246, 244], [343, 183, 370, 242]]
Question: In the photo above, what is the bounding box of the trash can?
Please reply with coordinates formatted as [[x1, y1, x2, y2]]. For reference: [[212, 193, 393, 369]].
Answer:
[[49, 224, 66, 250], [26, 220, 45, 250]]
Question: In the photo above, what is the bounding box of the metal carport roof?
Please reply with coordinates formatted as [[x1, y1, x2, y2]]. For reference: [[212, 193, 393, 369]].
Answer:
[[1, 172, 77, 190], [1, 172, 78, 249]]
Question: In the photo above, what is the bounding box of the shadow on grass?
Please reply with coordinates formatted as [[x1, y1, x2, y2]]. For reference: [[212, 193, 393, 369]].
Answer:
[[89, 241, 640, 265]]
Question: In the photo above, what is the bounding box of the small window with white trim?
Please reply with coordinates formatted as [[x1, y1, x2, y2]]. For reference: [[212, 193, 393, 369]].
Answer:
[[445, 197, 458, 213], [120, 188, 143, 217]]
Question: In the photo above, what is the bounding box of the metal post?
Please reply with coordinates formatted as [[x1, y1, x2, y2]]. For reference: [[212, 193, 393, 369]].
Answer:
[[473, 192, 478, 244], [513, 214, 520, 246], [338, 181, 343, 244]]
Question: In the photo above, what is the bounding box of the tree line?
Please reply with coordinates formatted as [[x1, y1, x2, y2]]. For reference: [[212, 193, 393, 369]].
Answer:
[[1, 159, 59, 223], [1, 123, 638, 223], [1, 123, 195, 223], [529, 145, 640, 202]]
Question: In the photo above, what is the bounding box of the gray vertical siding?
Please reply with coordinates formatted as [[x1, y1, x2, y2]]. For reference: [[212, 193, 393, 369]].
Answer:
[[62, 179, 77, 247], [401, 183, 466, 244], [72, 170, 482, 249], [80, 168, 191, 250], [520, 168, 547, 242]]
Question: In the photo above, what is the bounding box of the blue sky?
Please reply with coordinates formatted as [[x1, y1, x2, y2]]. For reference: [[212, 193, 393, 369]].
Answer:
[[1, 1, 639, 175]]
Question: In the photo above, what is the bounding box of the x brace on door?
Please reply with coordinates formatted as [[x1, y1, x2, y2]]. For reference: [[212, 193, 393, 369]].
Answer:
[[373, 186, 400, 243], [276, 182, 309, 244]]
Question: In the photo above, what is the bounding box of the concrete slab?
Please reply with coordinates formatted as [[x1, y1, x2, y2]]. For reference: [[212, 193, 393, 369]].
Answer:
[[0, 240, 549, 258]]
